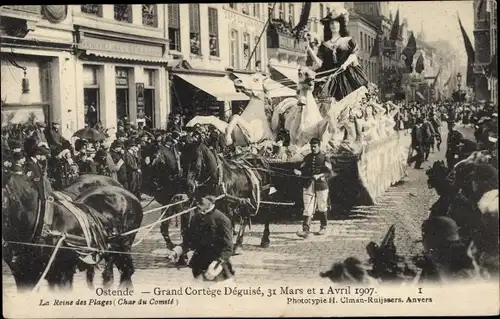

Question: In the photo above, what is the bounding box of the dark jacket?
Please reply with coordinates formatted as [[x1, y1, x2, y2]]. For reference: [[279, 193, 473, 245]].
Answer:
[[411, 125, 424, 149], [299, 152, 332, 191], [110, 151, 127, 187], [422, 121, 436, 143], [184, 208, 234, 278], [124, 151, 141, 192]]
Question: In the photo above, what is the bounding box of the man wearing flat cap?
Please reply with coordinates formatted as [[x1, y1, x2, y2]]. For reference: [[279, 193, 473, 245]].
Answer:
[[124, 139, 141, 199], [294, 137, 333, 238], [171, 195, 234, 282]]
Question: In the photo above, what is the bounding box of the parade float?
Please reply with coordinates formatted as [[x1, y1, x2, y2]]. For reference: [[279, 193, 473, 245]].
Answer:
[[186, 68, 411, 209]]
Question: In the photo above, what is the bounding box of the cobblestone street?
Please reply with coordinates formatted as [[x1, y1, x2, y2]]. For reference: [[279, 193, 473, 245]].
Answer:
[[3, 127, 474, 292]]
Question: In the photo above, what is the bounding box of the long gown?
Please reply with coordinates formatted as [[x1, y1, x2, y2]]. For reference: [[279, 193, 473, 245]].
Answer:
[[314, 36, 368, 102]]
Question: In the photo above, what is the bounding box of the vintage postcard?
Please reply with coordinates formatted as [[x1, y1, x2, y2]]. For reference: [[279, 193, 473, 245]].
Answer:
[[1, 2, 498, 318]]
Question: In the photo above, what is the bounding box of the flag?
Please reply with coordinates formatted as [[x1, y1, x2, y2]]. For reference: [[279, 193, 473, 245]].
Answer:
[[292, 2, 312, 41], [402, 32, 417, 72], [433, 68, 441, 86], [458, 16, 475, 87], [389, 9, 400, 41], [415, 54, 425, 73], [370, 34, 380, 58], [444, 75, 452, 87]]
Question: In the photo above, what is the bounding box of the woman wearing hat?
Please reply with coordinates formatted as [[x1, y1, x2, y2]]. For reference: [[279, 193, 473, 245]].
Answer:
[[171, 195, 234, 282], [308, 8, 368, 102]]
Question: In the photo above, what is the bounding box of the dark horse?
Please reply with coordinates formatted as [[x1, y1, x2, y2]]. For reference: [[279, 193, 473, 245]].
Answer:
[[426, 160, 489, 243], [2, 174, 143, 291], [181, 140, 275, 251], [142, 144, 191, 250]]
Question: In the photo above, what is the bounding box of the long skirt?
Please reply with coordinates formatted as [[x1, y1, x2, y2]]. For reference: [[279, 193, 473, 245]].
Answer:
[[315, 65, 369, 102]]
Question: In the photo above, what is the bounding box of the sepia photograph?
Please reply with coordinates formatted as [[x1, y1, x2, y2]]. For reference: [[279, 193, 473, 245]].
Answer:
[[1, 2, 498, 317]]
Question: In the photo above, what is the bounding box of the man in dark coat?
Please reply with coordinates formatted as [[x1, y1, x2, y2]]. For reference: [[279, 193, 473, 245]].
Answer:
[[446, 121, 464, 170], [25, 146, 51, 199], [171, 195, 234, 282], [123, 139, 141, 199], [422, 115, 436, 161], [409, 117, 425, 169], [294, 137, 333, 238]]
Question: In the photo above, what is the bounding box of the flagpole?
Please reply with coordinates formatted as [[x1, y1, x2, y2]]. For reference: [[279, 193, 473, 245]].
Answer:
[[246, 3, 278, 71]]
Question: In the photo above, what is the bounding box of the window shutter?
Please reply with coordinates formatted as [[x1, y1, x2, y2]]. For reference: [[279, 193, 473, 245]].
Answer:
[[208, 7, 218, 36], [168, 4, 180, 28], [189, 4, 200, 33]]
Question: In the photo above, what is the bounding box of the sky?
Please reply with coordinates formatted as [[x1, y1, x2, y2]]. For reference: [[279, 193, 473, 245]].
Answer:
[[388, 0, 475, 68]]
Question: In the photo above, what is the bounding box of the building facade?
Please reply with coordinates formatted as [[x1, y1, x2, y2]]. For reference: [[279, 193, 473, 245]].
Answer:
[[472, 0, 493, 102], [1, 5, 76, 139], [167, 3, 294, 121], [1, 5, 171, 140], [345, 9, 380, 85]]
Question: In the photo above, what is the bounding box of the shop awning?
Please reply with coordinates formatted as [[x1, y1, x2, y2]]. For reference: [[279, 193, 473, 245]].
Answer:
[[85, 50, 171, 64], [269, 65, 299, 84], [233, 73, 296, 98], [175, 73, 249, 101]]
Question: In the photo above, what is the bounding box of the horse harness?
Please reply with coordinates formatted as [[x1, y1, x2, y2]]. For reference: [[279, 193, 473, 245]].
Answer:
[[26, 177, 107, 264]]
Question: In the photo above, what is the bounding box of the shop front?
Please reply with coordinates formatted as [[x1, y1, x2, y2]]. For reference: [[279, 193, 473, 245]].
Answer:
[[74, 26, 170, 136], [0, 5, 76, 139], [169, 64, 249, 122]]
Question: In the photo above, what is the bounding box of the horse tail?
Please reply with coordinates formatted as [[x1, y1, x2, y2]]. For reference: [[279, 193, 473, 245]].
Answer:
[[271, 97, 299, 132]]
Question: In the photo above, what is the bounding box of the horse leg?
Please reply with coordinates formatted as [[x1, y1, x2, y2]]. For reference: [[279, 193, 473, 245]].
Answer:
[[102, 255, 115, 288], [160, 219, 175, 250], [225, 115, 241, 145], [233, 214, 248, 256], [86, 266, 95, 290], [260, 212, 271, 248], [114, 253, 135, 289]]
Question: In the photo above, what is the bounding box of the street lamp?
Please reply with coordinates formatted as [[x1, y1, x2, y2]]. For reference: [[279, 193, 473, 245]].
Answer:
[[456, 72, 462, 90]]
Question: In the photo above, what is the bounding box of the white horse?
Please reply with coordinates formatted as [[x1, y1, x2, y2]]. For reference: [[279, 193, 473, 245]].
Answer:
[[271, 67, 330, 148]]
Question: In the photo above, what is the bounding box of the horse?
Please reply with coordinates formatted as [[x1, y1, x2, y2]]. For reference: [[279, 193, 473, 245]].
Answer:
[[271, 67, 330, 148], [143, 143, 191, 250], [181, 139, 274, 252], [2, 174, 143, 292]]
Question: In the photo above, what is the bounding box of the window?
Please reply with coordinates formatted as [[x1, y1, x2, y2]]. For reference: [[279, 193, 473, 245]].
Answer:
[[189, 4, 201, 55], [81, 5, 102, 16], [360, 32, 364, 50], [254, 36, 261, 70], [320, 4, 324, 18], [253, 3, 260, 18], [279, 3, 284, 20], [115, 68, 130, 123], [208, 7, 219, 57], [288, 4, 294, 25], [365, 34, 368, 52], [142, 4, 158, 27], [114, 5, 132, 23], [243, 33, 251, 69], [168, 4, 181, 51], [143, 69, 156, 128], [83, 66, 100, 128], [230, 29, 239, 68], [229, 3, 236, 10], [242, 4, 250, 15], [268, 4, 274, 19]]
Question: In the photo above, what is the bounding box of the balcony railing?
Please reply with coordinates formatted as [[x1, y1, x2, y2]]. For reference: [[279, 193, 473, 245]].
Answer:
[[267, 20, 307, 54]]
